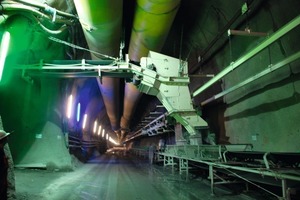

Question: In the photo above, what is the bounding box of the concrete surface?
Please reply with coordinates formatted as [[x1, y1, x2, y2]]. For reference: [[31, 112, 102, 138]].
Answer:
[[14, 152, 264, 200]]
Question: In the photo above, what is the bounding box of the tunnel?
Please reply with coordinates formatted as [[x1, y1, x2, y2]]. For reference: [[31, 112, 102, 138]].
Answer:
[[0, 0, 300, 199]]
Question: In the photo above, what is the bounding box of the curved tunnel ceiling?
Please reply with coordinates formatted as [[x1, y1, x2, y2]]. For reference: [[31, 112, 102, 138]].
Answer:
[[70, 0, 181, 142], [0, 1, 209, 142]]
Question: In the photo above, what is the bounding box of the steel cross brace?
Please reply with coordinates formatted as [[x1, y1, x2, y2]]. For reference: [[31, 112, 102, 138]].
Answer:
[[15, 51, 208, 135]]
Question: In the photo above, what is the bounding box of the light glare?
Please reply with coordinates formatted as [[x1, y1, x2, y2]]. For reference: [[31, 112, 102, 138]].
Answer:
[[109, 137, 119, 145], [0, 32, 10, 82], [67, 95, 73, 119], [93, 120, 98, 133], [76, 103, 81, 122], [97, 125, 101, 135], [102, 129, 105, 137], [82, 114, 87, 129]]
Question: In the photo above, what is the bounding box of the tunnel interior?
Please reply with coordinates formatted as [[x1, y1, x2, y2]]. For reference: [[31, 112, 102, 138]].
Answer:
[[0, 0, 300, 199]]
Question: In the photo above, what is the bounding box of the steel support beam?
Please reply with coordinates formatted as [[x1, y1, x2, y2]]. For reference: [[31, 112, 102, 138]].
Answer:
[[192, 15, 300, 97], [201, 51, 300, 106]]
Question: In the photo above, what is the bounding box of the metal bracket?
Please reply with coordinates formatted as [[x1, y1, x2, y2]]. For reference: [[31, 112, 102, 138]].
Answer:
[[14, 51, 208, 136]]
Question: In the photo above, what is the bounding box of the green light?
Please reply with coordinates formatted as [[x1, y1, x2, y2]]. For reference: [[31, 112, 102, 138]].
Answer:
[[0, 31, 10, 82]]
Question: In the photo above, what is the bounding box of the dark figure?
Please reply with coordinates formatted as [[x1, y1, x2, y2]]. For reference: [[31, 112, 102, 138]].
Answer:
[[0, 131, 9, 199], [0, 129, 16, 200]]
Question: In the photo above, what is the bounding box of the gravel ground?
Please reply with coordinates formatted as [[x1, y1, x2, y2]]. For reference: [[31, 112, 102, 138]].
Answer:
[[12, 152, 273, 200]]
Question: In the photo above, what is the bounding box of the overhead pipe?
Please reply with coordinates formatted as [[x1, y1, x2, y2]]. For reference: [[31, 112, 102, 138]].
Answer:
[[2, 0, 77, 19], [0, 7, 69, 35], [121, 0, 181, 139], [73, 0, 123, 132], [128, 0, 181, 61], [192, 15, 300, 98], [0, 2, 74, 25]]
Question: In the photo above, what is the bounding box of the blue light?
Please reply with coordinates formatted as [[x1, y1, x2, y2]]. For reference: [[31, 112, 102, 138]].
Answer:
[[76, 103, 81, 122]]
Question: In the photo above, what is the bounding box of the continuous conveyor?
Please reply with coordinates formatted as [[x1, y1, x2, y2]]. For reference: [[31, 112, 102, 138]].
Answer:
[[157, 144, 300, 200]]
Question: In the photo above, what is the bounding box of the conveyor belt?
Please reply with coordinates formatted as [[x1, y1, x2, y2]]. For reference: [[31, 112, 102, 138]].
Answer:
[[224, 151, 300, 169], [157, 144, 300, 200]]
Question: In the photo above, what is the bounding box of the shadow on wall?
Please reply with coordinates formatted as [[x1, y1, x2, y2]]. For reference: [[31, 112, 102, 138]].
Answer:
[[225, 72, 300, 121], [202, 102, 227, 144]]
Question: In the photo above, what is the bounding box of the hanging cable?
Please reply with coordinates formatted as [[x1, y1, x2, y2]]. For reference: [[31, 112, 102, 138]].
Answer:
[[223, 168, 281, 199], [2, 0, 77, 19], [228, 32, 233, 62], [0, 1, 76, 25], [48, 36, 118, 60]]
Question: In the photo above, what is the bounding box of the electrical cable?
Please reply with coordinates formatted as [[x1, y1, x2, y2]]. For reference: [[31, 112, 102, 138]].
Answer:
[[48, 36, 118, 60], [0, 1, 75, 25], [222, 167, 281, 199], [3, 0, 77, 19]]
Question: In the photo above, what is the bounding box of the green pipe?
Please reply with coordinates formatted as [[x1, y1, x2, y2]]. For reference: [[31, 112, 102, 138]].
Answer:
[[120, 0, 181, 140], [73, 0, 122, 59], [74, 0, 123, 131], [129, 0, 181, 62]]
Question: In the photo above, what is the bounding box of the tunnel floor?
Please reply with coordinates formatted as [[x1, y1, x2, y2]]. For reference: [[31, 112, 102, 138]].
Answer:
[[14, 151, 270, 200]]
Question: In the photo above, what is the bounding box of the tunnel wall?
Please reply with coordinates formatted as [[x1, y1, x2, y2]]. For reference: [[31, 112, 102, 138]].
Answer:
[[0, 15, 72, 166], [184, 0, 300, 151]]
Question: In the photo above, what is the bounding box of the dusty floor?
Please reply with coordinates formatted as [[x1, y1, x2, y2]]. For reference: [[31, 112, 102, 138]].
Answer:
[[13, 152, 275, 200]]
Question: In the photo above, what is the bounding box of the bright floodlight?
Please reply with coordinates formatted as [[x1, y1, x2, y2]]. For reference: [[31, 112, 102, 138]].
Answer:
[[93, 120, 98, 133], [82, 114, 87, 129], [109, 137, 119, 145], [66, 95, 73, 119], [97, 125, 101, 135], [76, 103, 81, 122], [0, 32, 10, 82], [102, 129, 105, 137]]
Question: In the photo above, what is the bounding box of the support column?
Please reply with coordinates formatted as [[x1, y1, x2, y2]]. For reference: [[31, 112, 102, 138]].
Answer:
[[209, 165, 215, 196], [175, 123, 186, 145]]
